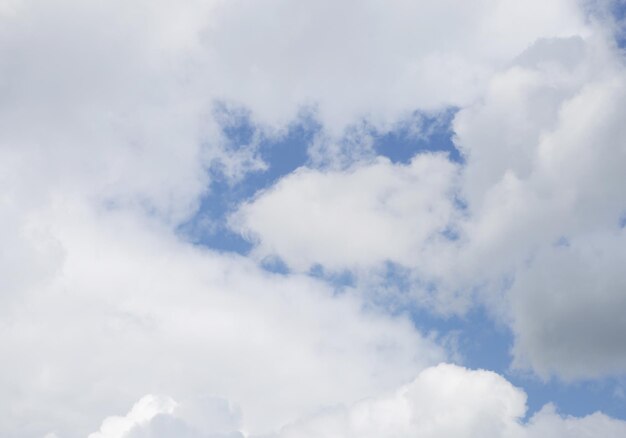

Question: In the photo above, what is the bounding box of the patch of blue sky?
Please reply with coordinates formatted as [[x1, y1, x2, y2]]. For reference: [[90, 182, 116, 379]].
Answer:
[[372, 263, 512, 378], [554, 236, 571, 247], [373, 108, 462, 164], [581, 0, 626, 47], [411, 306, 513, 377], [181, 106, 460, 255], [408, 303, 626, 421], [612, 0, 626, 48], [514, 374, 626, 421], [177, 110, 318, 254], [309, 264, 356, 292], [259, 255, 291, 275], [372, 260, 626, 421]]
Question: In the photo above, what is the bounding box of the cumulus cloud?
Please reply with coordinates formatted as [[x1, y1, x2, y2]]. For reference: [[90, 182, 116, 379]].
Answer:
[[232, 153, 459, 272], [88, 395, 178, 438], [91, 365, 626, 438], [89, 394, 242, 438], [273, 364, 626, 438], [274, 364, 527, 438], [452, 31, 626, 376]]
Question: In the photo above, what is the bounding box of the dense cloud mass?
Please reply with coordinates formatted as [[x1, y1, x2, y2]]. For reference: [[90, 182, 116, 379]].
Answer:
[[0, 203, 444, 436], [1, 0, 626, 437]]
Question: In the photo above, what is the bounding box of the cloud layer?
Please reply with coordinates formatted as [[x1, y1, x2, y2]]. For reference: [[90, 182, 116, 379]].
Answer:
[[1, 0, 626, 437]]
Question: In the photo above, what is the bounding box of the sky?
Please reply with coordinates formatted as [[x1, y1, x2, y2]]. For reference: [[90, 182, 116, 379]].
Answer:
[[1, 0, 626, 437]]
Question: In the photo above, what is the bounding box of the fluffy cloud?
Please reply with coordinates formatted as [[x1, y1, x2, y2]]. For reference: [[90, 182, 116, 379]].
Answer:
[[0, 0, 223, 224], [273, 364, 626, 438], [89, 394, 242, 438], [453, 32, 626, 376], [0, 201, 444, 438], [204, 0, 587, 132], [88, 395, 178, 438], [91, 364, 626, 438], [232, 153, 459, 272], [274, 364, 527, 438]]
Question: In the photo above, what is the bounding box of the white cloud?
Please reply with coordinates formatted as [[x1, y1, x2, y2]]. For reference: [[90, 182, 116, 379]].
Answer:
[[204, 0, 587, 133], [232, 153, 459, 272], [274, 364, 527, 438], [0, 0, 223, 223], [89, 394, 242, 438], [0, 201, 444, 437], [452, 34, 626, 376], [92, 364, 626, 438], [89, 395, 177, 438], [273, 364, 626, 438], [522, 404, 626, 438]]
